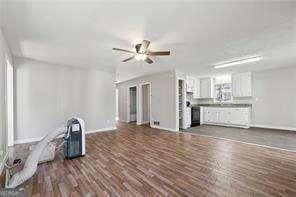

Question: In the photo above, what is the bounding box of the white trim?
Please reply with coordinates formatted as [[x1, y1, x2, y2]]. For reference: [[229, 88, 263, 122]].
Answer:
[[115, 89, 119, 122], [137, 121, 150, 126], [150, 125, 178, 132], [202, 122, 250, 129], [200, 122, 296, 131], [14, 137, 43, 145], [176, 78, 186, 131], [14, 127, 118, 144], [250, 124, 296, 132], [0, 152, 9, 174], [138, 82, 152, 125], [6, 59, 14, 147], [86, 127, 117, 134], [127, 85, 138, 123], [175, 76, 179, 131]]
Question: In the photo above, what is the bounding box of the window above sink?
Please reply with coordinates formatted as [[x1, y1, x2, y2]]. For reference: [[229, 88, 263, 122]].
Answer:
[[214, 75, 232, 102]]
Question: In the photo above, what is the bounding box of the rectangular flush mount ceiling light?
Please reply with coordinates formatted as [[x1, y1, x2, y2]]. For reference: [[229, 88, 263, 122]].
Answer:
[[214, 55, 262, 69]]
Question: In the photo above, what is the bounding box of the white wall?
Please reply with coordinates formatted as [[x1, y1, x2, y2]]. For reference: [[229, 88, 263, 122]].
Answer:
[[6, 59, 13, 146], [117, 71, 177, 131], [0, 28, 12, 162], [14, 58, 116, 143], [251, 66, 296, 130], [193, 66, 296, 130], [0, 31, 6, 157]]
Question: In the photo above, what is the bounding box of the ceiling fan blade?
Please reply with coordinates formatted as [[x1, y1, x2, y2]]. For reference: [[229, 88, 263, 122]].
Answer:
[[145, 57, 153, 64], [139, 40, 150, 53], [148, 51, 170, 56], [113, 48, 135, 54], [122, 56, 135, 62]]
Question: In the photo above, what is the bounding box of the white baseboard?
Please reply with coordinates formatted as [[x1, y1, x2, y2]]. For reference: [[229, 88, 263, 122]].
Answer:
[[0, 152, 8, 175], [202, 122, 250, 129], [14, 126, 117, 145], [150, 125, 178, 132], [250, 124, 296, 131], [137, 121, 149, 125], [14, 137, 43, 145], [86, 127, 117, 134]]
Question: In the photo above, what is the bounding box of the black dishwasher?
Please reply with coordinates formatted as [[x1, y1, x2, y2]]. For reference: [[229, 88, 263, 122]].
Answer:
[[191, 106, 200, 127]]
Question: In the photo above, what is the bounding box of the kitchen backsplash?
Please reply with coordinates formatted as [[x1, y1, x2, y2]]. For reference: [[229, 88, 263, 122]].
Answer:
[[186, 92, 254, 105], [193, 97, 253, 105], [186, 93, 198, 105]]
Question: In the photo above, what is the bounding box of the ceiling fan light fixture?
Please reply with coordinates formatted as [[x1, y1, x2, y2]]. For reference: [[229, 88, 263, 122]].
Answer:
[[214, 55, 262, 69], [112, 39, 170, 64], [135, 54, 147, 61]]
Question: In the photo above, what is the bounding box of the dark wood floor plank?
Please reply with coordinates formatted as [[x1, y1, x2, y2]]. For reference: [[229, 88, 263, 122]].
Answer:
[[11, 123, 296, 196]]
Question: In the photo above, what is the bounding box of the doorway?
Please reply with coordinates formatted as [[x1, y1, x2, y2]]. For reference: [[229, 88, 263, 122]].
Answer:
[[140, 83, 151, 125], [178, 79, 186, 130], [115, 89, 119, 122], [128, 86, 137, 122], [6, 59, 14, 147]]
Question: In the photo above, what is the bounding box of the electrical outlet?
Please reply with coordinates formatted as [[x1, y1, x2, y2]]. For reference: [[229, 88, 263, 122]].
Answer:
[[153, 121, 160, 125]]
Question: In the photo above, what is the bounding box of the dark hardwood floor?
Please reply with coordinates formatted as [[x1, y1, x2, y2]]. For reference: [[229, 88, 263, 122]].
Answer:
[[13, 123, 296, 196]]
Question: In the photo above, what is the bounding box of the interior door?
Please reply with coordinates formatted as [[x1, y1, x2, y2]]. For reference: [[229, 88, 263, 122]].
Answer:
[[129, 87, 137, 122], [142, 84, 150, 124]]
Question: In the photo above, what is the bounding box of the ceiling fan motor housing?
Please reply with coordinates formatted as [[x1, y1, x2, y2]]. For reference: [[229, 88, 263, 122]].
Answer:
[[112, 39, 170, 64]]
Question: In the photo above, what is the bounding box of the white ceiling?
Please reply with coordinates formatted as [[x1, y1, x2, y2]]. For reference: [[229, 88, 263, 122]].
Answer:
[[2, 0, 296, 82]]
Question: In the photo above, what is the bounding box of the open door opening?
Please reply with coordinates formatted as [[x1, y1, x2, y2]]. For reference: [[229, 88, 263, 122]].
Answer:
[[178, 79, 186, 130], [115, 89, 119, 122], [141, 84, 151, 125], [128, 86, 137, 122]]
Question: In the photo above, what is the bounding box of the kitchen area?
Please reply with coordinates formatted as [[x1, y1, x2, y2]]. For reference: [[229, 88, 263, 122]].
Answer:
[[184, 72, 253, 129], [181, 72, 296, 150]]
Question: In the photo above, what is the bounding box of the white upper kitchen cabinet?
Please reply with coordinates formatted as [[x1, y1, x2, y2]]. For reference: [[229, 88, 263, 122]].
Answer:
[[193, 78, 200, 99], [186, 76, 200, 98], [199, 78, 213, 98], [232, 72, 252, 97], [186, 76, 196, 93]]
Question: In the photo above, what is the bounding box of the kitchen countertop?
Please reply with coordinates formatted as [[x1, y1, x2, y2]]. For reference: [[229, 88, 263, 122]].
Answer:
[[193, 103, 252, 108]]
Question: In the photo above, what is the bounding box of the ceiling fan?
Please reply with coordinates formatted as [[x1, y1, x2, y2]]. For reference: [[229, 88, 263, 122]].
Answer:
[[112, 40, 170, 64]]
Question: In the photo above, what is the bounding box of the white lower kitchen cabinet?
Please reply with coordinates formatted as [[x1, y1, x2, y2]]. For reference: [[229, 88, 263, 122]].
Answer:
[[201, 107, 251, 128], [184, 107, 191, 129]]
